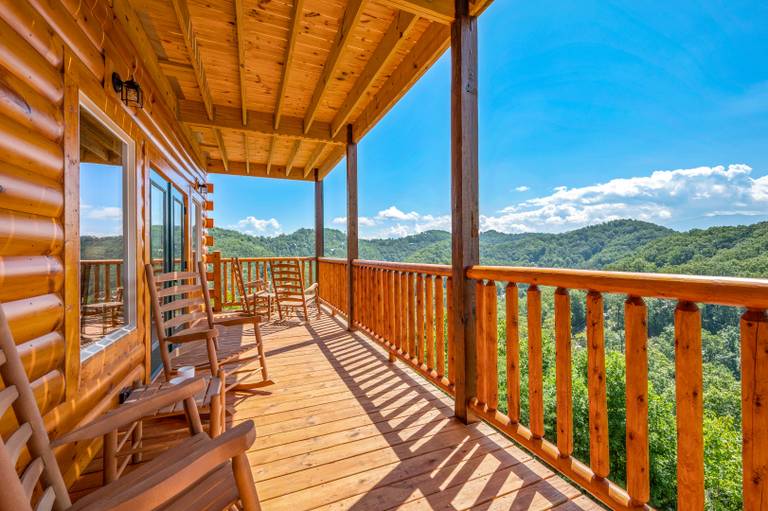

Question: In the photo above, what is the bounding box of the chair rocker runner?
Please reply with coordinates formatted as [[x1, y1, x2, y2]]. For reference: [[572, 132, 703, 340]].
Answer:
[[270, 259, 321, 322], [0, 305, 261, 511], [146, 261, 272, 393]]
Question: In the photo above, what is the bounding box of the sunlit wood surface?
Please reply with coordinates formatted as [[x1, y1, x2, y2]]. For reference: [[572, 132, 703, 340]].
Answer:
[[71, 311, 598, 510]]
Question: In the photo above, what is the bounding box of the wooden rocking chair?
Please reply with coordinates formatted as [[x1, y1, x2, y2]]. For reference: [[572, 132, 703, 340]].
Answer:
[[269, 259, 321, 322], [145, 262, 271, 392], [0, 304, 261, 511], [232, 258, 274, 320]]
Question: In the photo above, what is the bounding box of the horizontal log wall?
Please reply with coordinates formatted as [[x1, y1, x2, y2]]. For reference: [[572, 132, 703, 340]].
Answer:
[[0, 0, 204, 488]]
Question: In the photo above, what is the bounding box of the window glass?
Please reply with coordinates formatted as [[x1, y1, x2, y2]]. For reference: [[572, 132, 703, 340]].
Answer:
[[79, 108, 132, 348]]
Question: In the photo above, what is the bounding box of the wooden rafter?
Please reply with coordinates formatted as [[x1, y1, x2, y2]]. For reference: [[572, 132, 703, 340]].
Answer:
[[208, 160, 314, 181], [234, 0, 248, 125], [317, 145, 346, 179], [180, 101, 344, 145], [214, 128, 229, 171], [303, 142, 326, 178], [275, 0, 305, 130], [378, 0, 453, 23], [285, 139, 302, 176], [331, 11, 418, 138], [266, 135, 276, 175], [243, 132, 250, 174], [171, 0, 215, 121], [303, 0, 366, 134]]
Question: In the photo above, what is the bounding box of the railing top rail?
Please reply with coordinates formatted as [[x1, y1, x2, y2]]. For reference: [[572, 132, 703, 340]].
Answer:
[[222, 256, 316, 261], [468, 264, 768, 309], [317, 257, 348, 264], [80, 259, 123, 264], [352, 259, 452, 276]]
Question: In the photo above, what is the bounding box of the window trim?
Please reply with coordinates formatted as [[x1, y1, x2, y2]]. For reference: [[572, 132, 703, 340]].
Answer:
[[79, 94, 138, 361]]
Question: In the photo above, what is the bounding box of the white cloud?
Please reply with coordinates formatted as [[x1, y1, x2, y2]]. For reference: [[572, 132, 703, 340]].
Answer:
[[514, 186, 530, 192], [376, 206, 420, 221], [84, 206, 122, 219], [482, 164, 765, 233], [332, 216, 375, 226], [231, 216, 282, 236]]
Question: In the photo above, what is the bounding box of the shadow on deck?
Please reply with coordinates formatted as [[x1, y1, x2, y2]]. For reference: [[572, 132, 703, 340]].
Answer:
[[71, 311, 601, 510]]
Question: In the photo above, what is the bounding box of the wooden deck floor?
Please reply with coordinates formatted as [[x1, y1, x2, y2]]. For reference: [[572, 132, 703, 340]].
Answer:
[[72, 311, 600, 510]]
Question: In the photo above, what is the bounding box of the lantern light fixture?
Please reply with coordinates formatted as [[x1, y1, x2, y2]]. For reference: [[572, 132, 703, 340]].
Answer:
[[112, 72, 143, 109]]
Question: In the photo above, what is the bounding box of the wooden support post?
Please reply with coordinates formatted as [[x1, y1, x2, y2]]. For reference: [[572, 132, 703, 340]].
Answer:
[[315, 174, 324, 290], [346, 124, 358, 331], [450, 0, 479, 424], [210, 251, 223, 312]]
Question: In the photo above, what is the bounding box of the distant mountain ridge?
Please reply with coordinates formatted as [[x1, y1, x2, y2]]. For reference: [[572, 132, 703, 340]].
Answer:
[[210, 219, 768, 278]]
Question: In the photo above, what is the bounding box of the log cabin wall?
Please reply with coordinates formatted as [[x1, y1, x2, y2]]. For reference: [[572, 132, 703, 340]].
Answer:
[[0, 0, 207, 486]]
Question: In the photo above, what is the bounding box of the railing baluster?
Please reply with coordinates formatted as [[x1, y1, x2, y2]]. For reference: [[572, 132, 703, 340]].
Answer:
[[401, 271, 408, 357], [436, 277, 445, 379], [105, 263, 111, 300], [394, 271, 402, 353], [527, 285, 544, 438], [742, 309, 768, 509], [505, 283, 519, 423], [675, 301, 704, 507], [586, 291, 609, 478], [416, 274, 425, 367], [426, 276, 435, 372], [555, 287, 572, 457], [475, 279, 487, 405], [484, 280, 498, 410], [407, 272, 415, 360], [447, 277, 455, 385], [625, 296, 649, 505]]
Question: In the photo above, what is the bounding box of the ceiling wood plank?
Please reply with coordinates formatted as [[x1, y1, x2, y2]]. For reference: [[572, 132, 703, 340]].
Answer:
[[377, 0, 453, 23], [158, 58, 194, 75], [303, 0, 366, 134], [234, 0, 248, 125], [274, 0, 305, 130], [180, 100, 345, 145], [214, 128, 229, 171], [353, 23, 449, 142], [285, 139, 302, 176], [303, 142, 326, 178], [208, 159, 314, 181], [171, 0, 215, 121], [331, 11, 418, 138]]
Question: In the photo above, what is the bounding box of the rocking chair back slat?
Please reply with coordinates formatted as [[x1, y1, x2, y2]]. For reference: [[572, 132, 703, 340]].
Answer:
[[0, 306, 71, 511]]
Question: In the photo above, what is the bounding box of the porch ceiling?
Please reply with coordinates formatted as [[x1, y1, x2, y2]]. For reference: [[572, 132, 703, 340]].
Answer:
[[126, 0, 492, 181]]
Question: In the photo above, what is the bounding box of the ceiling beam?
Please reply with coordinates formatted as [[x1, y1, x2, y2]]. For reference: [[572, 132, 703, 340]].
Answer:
[[353, 23, 449, 142], [317, 146, 346, 180], [234, 0, 248, 125], [331, 11, 418, 138], [303, 0, 366, 134], [158, 58, 194, 76], [274, 0, 305, 130], [214, 128, 229, 171], [266, 135, 276, 175], [208, 159, 314, 181], [180, 100, 345, 145], [171, 0, 215, 120], [303, 142, 326, 178], [377, 0, 453, 23], [243, 132, 250, 174], [285, 139, 302, 176]]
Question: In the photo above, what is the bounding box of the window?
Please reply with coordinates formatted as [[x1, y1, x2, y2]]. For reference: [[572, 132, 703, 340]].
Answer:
[[191, 200, 202, 264], [79, 102, 136, 356]]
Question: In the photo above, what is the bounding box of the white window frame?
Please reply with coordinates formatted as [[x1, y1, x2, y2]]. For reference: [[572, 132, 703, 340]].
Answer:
[[79, 94, 138, 361]]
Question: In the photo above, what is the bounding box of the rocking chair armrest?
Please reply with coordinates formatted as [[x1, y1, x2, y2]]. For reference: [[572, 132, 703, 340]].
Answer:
[[51, 378, 207, 446], [304, 282, 319, 294], [166, 326, 219, 344], [70, 421, 257, 511]]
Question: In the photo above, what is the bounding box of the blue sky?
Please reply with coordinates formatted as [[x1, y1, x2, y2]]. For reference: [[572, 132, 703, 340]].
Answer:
[[90, 0, 768, 239]]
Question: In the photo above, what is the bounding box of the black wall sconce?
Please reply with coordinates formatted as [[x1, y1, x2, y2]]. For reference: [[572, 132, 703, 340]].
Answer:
[[112, 72, 143, 109]]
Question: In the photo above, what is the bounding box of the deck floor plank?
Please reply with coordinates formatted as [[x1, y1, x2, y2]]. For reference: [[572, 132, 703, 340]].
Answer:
[[70, 311, 597, 510]]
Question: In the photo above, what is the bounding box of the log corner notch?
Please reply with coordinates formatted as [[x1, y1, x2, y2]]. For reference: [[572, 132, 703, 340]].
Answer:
[[346, 125, 358, 331], [450, 0, 479, 423]]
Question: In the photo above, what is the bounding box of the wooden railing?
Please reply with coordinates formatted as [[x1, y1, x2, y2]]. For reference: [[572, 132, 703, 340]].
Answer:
[[80, 259, 122, 304], [206, 253, 316, 310], [314, 259, 768, 510], [316, 258, 348, 314]]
